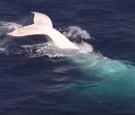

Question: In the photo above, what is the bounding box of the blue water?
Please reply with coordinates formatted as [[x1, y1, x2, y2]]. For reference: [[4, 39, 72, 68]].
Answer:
[[0, 0, 135, 115]]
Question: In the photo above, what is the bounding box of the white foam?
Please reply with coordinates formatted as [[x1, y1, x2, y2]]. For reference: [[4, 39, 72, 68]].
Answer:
[[61, 26, 93, 53], [61, 26, 92, 40], [0, 21, 22, 35]]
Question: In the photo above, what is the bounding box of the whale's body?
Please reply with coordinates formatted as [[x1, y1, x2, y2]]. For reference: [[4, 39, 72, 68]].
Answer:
[[8, 12, 80, 50]]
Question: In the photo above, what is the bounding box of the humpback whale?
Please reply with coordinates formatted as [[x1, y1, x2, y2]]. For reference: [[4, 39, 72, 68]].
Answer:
[[8, 12, 79, 50]]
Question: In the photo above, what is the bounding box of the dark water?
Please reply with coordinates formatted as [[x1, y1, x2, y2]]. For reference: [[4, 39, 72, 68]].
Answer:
[[0, 0, 135, 115]]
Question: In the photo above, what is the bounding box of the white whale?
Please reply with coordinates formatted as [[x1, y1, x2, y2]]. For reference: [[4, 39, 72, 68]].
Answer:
[[8, 12, 79, 50]]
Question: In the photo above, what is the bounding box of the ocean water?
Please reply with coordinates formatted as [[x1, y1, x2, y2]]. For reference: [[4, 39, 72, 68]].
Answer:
[[0, 0, 135, 115]]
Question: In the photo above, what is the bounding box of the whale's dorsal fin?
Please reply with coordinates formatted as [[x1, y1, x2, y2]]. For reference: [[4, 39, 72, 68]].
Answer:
[[8, 12, 79, 50]]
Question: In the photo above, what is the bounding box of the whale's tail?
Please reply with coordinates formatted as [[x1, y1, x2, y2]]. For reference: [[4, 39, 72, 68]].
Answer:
[[8, 12, 79, 50]]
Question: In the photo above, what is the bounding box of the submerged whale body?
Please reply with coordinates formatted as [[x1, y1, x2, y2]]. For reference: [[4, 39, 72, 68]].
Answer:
[[8, 12, 82, 50]]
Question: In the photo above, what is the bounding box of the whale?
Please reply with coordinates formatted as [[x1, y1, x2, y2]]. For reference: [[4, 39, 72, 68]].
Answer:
[[8, 12, 80, 50], [2, 12, 135, 112], [3, 12, 135, 98]]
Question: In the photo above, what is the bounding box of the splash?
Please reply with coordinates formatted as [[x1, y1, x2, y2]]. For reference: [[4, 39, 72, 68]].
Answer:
[[0, 21, 22, 35], [61, 26, 92, 40], [0, 21, 22, 52]]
